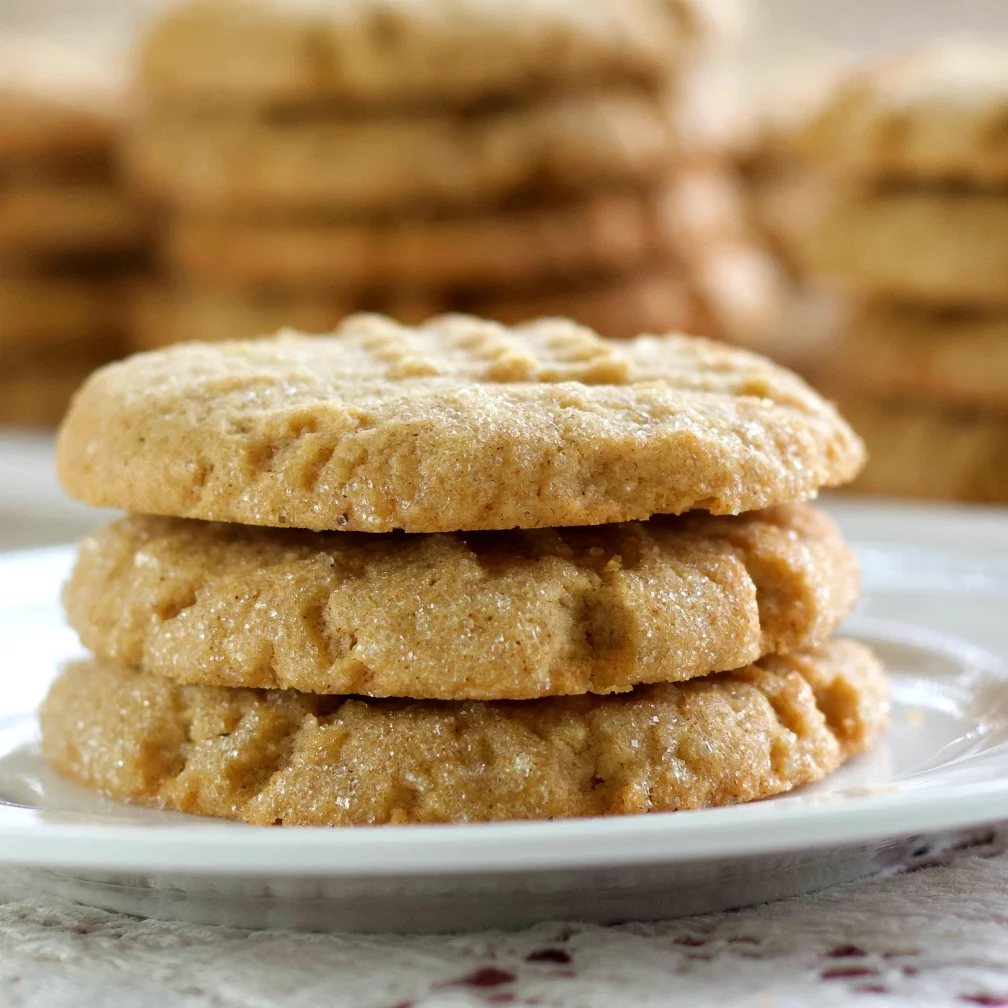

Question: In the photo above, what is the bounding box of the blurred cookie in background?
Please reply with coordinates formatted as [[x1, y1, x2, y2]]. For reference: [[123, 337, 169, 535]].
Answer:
[[0, 35, 148, 428], [780, 40, 1008, 503], [783, 178, 1008, 307], [796, 41, 1008, 185], [127, 0, 725, 345], [825, 394, 1008, 505], [661, 160, 802, 356], [823, 305, 1008, 409]]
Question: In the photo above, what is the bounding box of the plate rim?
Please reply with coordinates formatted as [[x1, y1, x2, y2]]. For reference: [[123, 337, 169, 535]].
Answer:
[[0, 778, 1007, 876]]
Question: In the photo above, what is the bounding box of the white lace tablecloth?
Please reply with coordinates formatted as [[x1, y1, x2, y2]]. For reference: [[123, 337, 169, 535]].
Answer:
[[2, 828, 1007, 1008]]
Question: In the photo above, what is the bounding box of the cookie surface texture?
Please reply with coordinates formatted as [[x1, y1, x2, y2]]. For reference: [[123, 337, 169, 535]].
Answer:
[[39, 639, 889, 824], [57, 314, 865, 532], [138, 0, 679, 107], [64, 504, 859, 700]]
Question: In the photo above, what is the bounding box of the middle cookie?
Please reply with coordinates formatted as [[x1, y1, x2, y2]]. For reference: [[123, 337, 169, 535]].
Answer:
[[65, 503, 858, 700]]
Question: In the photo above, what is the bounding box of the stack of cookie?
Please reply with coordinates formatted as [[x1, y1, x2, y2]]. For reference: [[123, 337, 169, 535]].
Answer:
[[42, 314, 888, 825], [787, 42, 1008, 503], [0, 37, 146, 426], [125, 0, 704, 349]]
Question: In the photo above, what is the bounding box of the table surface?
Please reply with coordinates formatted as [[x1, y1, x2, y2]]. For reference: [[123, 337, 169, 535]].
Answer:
[[0, 829, 1006, 1008]]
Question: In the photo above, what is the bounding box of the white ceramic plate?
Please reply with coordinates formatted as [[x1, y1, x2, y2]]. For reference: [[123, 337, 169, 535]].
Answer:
[[1, 498, 1008, 930]]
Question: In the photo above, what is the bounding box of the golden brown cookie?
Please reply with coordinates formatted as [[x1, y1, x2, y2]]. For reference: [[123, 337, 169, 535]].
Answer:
[[57, 314, 865, 533], [165, 188, 676, 290], [830, 393, 1008, 504], [786, 183, 1008, 306], [138, 0, 679, 108], [40, 639, 888, 824], [65, 504, 858, 700], [826, 305, 1008, 408], [0, 180, 147, 261], [0, 274, 126, 356], [128, 92, 676, 213], [799, 41, 1008, 182]]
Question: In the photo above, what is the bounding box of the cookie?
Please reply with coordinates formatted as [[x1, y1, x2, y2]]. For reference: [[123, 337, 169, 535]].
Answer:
[[799, 41, 1008, 182], [0, 180, 147, 261], [40, 639, 888, 824], [138, 0, 679, 108], [826, 306, 1008, 408], [57, 314, 865, 533], [65, 504, 858, 700], [128, 92, 676, 213], [165, 188, 676, 290], [466, 267, 709, 340], [0, 35, 121, 168], [787, 185, 1008, 306], [0, 275, 126, 355], [829, 394, 1008, 504]]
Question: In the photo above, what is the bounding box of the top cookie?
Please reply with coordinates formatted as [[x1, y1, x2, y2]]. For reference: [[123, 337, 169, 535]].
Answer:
[[799, 41, 1008, 182], [138, 0, 680, 109], [56, 314, 863, 533]]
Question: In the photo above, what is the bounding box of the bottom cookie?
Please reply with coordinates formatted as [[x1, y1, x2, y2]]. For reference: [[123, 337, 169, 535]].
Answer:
[[40, 639, 888, 825], [830, 394, 1008, 504]]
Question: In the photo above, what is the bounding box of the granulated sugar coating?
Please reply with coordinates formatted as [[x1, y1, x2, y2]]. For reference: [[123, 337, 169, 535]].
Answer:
[[64, 504, 859, 700], [40, 639, 888, 825], [56, 315, 864, 533]]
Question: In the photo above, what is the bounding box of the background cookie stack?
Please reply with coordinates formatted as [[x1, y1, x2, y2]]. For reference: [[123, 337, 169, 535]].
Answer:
[[43, 314, 888, 824], [127, 0, 709, 349], [785, 42, 1008, 503], [0, 37, 146, 427]]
